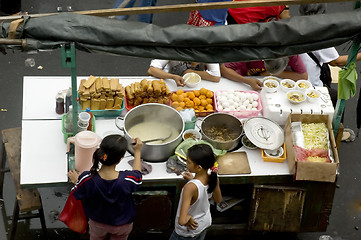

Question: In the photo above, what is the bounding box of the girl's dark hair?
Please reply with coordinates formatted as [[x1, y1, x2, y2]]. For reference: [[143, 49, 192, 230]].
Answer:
[[90, 134, 127, 176], [187, 144, 217, 193]]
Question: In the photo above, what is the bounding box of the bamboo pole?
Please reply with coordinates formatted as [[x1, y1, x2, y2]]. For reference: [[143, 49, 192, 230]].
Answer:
[[0, 38, 25, 46], [0, 0, 357, 22]]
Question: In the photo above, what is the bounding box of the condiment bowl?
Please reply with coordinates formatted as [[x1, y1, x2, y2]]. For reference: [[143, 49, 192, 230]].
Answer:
[[296, 80, 312, 92], [264, 146, 284, 158], [241, 135, 257, 150], [280, 79, 296, 92], [183, 73, 201, 88], [306, 89, 321, 103], [287, 90, 306, 104], [263, 79, 279, 93], [182, 129, 202, 141]]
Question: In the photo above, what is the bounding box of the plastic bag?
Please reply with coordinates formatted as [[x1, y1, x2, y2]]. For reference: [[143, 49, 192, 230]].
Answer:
[[59, 190, 88, 234]]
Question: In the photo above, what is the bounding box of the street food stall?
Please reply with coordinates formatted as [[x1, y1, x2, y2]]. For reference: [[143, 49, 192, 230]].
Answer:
[[1, 0, 361, 237]]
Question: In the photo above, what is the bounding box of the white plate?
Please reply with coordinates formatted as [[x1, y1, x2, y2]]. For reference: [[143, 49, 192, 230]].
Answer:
[[243, 117, 284, 150]]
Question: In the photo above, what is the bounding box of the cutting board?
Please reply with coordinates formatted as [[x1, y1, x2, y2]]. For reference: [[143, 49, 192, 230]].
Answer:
[[217, 152, 251, 175]]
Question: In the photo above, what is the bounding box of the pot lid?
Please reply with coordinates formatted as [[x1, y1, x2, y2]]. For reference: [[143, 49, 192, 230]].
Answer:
[[243, 117, 284, 150]]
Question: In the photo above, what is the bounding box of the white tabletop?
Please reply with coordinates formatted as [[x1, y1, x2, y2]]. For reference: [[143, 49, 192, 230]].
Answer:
[[21, 76, 290, 186]]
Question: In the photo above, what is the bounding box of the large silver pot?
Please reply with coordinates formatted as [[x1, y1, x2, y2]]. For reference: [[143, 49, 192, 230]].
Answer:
[[200, 113, 243, 151], [116, 103, 184, 162]]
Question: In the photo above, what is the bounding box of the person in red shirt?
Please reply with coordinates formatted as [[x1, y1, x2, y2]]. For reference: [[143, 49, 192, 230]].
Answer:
[[227, 0, 289, 24], [220, 56, 308, 90]]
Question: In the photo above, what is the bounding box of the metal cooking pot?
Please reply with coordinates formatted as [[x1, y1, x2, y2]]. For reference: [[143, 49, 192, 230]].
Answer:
[[200, 113, 243, 151], [115, 103, 184, 162]]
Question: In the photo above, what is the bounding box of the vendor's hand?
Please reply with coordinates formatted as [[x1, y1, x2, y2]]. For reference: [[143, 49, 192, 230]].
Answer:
[[67, 169, 80, 184], [182, 171, 194, 181], [131, 138, 143, 152], [249, 78, 263, 91], [173, 75, 186, 87], [186, 216, 198, 231]]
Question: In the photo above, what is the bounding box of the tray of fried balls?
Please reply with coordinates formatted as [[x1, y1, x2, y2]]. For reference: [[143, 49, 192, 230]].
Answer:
[[125, 79, 172, 110], [170, 88, 215, 117]]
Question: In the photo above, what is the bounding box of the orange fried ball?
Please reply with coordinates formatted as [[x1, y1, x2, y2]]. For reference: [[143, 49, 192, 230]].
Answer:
[[176, 89, 184, 95]]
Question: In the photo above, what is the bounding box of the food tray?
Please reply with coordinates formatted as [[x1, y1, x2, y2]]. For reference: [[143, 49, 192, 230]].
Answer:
[[261, 143, 287, 163], [82, 99, 125, 117], [62, 114, 96, 143], [125, 95, 171, 111], [170, 90, 216, 117], [215, 91, 262, 118]]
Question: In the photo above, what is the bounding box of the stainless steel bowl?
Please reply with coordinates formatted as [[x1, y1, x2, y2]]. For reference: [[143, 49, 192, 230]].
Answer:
[[116, 103, 184, 162], [200, 113, 243, 151]]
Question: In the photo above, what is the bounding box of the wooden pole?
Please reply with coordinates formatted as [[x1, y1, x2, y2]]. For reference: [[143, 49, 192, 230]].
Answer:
[[0, 0, 357, 22]]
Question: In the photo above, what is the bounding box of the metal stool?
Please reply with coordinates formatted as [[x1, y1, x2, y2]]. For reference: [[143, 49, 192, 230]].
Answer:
[[0, 128, 47, 240]]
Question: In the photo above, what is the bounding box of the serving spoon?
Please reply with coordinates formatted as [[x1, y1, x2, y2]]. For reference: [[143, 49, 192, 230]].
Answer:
[[132, 127, 172, 144]]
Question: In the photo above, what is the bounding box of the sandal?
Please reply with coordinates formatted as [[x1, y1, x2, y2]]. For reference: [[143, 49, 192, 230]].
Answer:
[[341, 128, 356, 142]]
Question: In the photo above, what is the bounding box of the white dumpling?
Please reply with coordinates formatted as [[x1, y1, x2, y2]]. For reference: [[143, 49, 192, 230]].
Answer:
[[243, 99, 250, 106], [252, 101, 258, 108], [251, 107, 258, 111], [222, 100, 230, 108], [252, 94, 259, 101], [239, 105, 246, 110], [224, 107, 230, 111], [229, 106, 236, 111], [217, 105, 223, 111]]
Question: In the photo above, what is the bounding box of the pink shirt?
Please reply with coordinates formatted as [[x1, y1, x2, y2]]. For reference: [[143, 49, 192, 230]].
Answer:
[[224, 56, 306, 76]]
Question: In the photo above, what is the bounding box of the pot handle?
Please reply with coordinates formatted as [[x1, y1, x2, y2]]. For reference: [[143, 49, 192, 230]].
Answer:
[[115, 116, 125, 135]]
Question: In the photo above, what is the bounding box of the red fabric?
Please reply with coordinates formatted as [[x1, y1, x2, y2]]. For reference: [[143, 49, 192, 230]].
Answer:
[[187, 10, 216, 27], [59, 190, 88, 234], [228, 0, 286, 24], [294, 145, 331, 163]]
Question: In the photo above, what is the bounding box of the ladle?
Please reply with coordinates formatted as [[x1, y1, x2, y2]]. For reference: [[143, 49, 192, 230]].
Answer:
[[132, 127, 172, 144]]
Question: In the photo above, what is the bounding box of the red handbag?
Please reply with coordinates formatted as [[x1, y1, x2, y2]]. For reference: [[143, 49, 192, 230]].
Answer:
[[59, 190, 88, 234]]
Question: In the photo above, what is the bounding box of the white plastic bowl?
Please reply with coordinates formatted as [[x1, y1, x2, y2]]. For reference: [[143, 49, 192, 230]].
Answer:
[[263, 79, 279, 93], [296, 80, 312, 92], [306, 89, 321, 103], [264, 146, 284, 158], [280, 79, 296, 92], [286, 90, 306, 104], [262, 76, 281, 83], [182, 129, 202, 141], [183, 73, 201, 88]]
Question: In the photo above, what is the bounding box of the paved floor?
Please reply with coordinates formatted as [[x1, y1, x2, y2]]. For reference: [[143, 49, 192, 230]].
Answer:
[[0, 1, 361, 239]]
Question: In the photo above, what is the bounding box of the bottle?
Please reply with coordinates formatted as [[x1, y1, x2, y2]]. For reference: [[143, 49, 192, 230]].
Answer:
[[55, 91, 65, 114], [65, 105, 73, 133], [86, 108, 93, 131], [65, 88, 72, 113]]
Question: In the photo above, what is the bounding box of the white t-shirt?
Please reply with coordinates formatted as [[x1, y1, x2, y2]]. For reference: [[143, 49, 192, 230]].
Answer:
[[174, 179, 212, 237], [150, 59, 221, 77], [300, 47, 339, 87]]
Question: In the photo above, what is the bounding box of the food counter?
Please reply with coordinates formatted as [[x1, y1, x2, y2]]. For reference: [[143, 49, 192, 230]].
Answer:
[[21, 76, 336, 235]]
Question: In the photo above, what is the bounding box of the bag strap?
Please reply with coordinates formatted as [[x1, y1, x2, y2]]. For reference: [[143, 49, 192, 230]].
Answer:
[[307, 52, 322, 68]]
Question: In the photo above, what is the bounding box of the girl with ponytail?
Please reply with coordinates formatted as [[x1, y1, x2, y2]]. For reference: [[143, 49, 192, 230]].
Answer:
[[170, 144, 222, 240], [68, 135, 143, 240]]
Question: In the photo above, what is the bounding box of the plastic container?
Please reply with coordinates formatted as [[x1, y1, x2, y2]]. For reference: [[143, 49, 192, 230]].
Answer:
[[81, 98, 125, 117], [62, 114, 96, 143], [169, 90, 216, 117], [64, 105, 74, 133], [261, 143, 287, 163], [86, 108, 93, 130], [67, 131, 101, 172], [215, 90, 262, 118]]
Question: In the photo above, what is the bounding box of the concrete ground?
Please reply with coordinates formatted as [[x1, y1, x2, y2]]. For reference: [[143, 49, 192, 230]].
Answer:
[[0, 0, 360, 239]]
